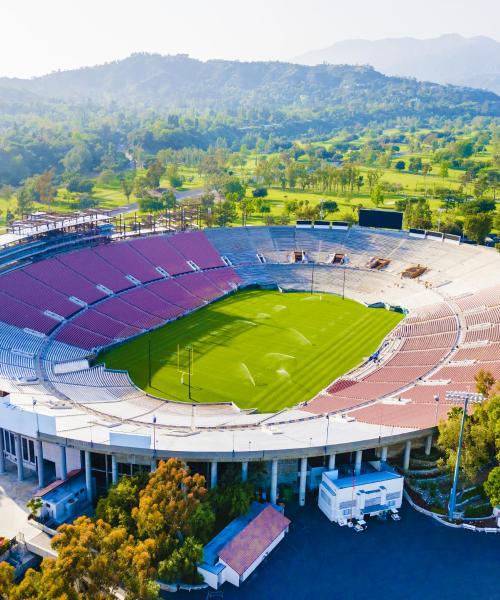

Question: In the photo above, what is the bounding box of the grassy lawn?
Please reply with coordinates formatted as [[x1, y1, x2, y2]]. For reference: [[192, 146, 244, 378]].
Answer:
[[98, 289, 403, 411]]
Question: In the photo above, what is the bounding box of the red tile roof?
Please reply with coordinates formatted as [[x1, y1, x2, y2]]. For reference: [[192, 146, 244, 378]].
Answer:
[[218, 505, 290, 576]]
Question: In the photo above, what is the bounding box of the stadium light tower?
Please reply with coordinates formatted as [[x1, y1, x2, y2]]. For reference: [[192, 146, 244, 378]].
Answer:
[[445, 390, 484, 521]]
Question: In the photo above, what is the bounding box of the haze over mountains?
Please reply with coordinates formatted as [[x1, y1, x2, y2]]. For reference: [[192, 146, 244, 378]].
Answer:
[[0, 53, 498, 122], [295, 34, 500, 94]]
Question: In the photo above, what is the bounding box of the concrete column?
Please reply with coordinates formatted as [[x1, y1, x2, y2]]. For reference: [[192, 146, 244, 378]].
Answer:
[[14, 434, 24, 481], [241, 461, 248, 482], [84, 450, 93, 504], [403, 440, 412, 471], [380, 446, 388, 462], [150, 459, 157, 473], [111, 455, 118, 484], [0, 429, 5, 475], [328, 453, 336, 471], [354, 450, 362, 475], [35, 439, 45, 489], [210, 461, 218, 488], [59, 445, 67, 480], [299, 457, 307, 506], [425, 434, 433, 456], [270, 459, 278, 505]]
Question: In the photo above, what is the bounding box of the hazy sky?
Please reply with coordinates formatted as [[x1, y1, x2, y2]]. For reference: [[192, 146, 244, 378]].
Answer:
[[1, 0, 499, 78]]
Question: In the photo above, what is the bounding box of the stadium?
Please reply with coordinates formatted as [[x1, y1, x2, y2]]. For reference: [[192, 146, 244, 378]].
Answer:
[[1, 217, 500, 507]]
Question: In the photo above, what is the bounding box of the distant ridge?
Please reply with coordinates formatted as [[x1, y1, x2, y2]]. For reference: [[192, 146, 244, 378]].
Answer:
[[294, 34, 500, 94], [0, 53, 498, 122]]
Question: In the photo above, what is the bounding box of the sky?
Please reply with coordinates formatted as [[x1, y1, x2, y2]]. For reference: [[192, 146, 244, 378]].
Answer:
[[0, 0, 499, 78]]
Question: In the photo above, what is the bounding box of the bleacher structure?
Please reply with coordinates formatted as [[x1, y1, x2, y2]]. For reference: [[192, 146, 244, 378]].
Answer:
[[0, 225, 500, 441]]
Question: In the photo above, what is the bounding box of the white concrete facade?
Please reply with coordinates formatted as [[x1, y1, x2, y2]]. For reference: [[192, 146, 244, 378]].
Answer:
[[318, 466, 404, 523]]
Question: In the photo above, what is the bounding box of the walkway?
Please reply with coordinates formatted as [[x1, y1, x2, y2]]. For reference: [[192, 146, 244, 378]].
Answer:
[[0, 463, 42, 542]]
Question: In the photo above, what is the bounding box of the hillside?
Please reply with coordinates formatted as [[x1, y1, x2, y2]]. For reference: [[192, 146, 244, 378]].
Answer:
[[1, 53, 498, 119], [294, 34, 500, 94]]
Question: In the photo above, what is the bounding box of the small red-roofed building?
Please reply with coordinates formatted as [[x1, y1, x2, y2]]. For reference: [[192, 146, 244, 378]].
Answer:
[[197, 502, 290, 589]]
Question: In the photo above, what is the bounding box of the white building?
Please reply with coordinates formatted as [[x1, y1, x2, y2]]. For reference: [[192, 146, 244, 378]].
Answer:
[[318, 465, 404, 523], [198, 502, 290, 589]]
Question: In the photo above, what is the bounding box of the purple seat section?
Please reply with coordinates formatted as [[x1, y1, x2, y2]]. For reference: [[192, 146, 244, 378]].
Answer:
[[94, 242, 162, 283], [0, 291, 59, 334], [25, 258, 107, 304], [58, 248, 132, 293], [121, 287, 184, 320], [55, 323, 113, 350], [167, 231, 225, 269], [70, 309, 141, 339], [203, 267, 241, 293], [176, 271, 224, 301], [0, 270, 80, 317], [95, 297, 163, 330], [132, 236, 192, 276], [148, 278, 203, 310]]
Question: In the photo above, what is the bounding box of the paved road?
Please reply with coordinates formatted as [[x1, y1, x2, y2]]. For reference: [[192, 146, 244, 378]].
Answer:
[[175, 499, 500, 600], [109, 187, 205, 217]]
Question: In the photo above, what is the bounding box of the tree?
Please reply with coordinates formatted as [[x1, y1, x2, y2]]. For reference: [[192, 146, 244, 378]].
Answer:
[[366, 168, 383, 192], [371, 183, 384, 207], [145, 159, 165, 189], [222, 177, 246, 201], [408, 157, 423, 173], [464, 213, 493, 244], [484, 466, 500, 507], [166, 164, 183, 188], [66, 176, 94, 194], [321, 201, 338, 215], [35, 169, 55, 204], [439, 161, 450, 181], [214, 199, 237, 227], [120, 177, 134, 202], [475, 369, 496, 398], [95, 472, 148, 532], [394, 160, 405, 171], [132, 459, 212, 558], [0, 562, 14, 599], [157, 537, 203, 585], [26, 497, 43, 518], [252, 187, 268, 198], [62, 144, 92, 174], [16, 186, 33, 216], [209, 479, 254, 529]]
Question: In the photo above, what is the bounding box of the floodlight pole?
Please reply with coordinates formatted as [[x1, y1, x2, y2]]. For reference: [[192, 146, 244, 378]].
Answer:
[[446, 390, 484, 520], [342, 263, 346, 300], [148, 334, 152, 387], [188, 346, 192, 400]]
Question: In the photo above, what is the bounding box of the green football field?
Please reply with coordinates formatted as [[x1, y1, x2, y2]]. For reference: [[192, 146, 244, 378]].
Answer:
[[99, 290, 403, 412]]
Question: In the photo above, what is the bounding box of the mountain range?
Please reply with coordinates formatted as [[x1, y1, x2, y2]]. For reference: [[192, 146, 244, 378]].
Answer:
[[294, 34, 500, 94], [0, 52, 498, 122]]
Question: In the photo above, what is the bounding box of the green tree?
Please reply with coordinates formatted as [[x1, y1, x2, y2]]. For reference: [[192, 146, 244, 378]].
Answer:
[[484, 466, 500, 507], [157, 537, 203, 585], [464, 213, 493, 244], [95, 472, 148, 532], [120, 177, 134, 202], [0, 562, 14, 599], [214, 199, 237, 227], [371, 183, 384, 206], [26, 497, 43, 518], [439, 161, 450, 181]]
